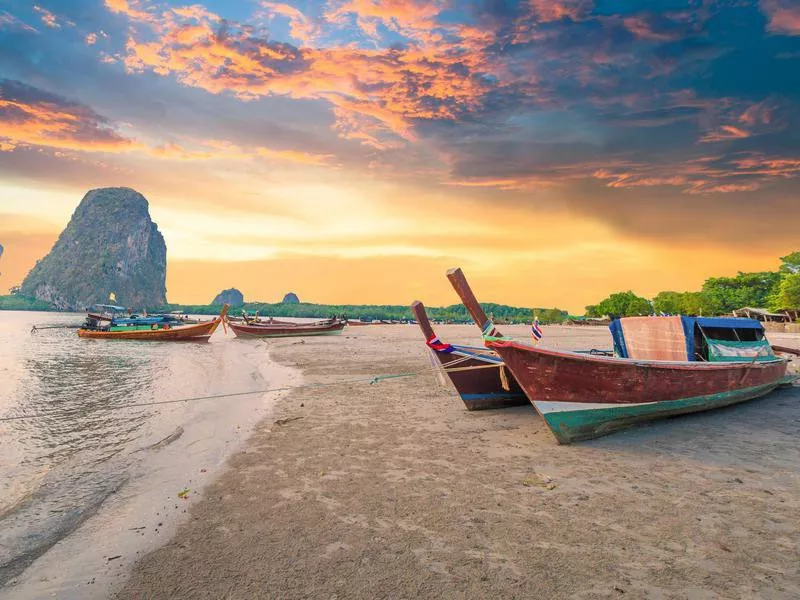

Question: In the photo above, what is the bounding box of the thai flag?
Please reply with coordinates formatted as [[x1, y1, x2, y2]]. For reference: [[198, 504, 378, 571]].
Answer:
[[426, 334, 454, 353], [531, 317, 543, 341]]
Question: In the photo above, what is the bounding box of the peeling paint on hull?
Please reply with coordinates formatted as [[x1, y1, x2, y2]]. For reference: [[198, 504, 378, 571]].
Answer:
[[537, 377, 796, 443], [489, 340, 793, 444]]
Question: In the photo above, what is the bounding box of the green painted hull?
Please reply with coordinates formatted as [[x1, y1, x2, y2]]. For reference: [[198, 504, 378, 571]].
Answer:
[[539, 376, 796, 444]]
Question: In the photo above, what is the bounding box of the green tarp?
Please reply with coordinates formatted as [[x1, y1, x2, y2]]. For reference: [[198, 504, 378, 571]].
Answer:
[[706, 339, 775, 362]]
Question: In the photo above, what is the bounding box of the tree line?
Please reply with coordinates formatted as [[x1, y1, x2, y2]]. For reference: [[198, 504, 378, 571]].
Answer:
[[153, 301, 569, 324], [585, 251, 800, 319]]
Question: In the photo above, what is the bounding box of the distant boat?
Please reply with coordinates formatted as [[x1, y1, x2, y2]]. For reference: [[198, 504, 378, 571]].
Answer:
[[411, 300, 527, 410], [446, 267, 795, 444], [78, 305, 228, 342], [227, 316, 346, 338], [345, 319, 373, 326]]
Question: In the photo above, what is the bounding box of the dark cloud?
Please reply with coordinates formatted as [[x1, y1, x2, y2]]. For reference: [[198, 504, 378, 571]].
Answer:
[[0, 0, 797, 251]]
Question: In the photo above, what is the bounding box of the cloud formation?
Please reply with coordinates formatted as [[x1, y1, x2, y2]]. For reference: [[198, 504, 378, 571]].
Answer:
[[0, 79, 136, 152], [0, 0, 798, 309]]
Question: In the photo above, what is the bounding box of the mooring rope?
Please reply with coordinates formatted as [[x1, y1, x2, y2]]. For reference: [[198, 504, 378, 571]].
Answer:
[[0, 360, 508, 423]]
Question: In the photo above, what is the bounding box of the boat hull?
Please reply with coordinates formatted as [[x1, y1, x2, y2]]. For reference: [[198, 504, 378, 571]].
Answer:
[[228, 320, 346, 338], [489, 341, 792, 443], [433, 349, 528, 410], [78, 305, 228, 341], [78, 318, 221, 341], [411, 300, 526, 410]]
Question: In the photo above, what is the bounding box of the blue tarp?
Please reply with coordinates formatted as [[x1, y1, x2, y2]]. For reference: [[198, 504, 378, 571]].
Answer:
[[608, 319, 628, 358], [691, 317, 764, 330], [609, 316, 764, 361]]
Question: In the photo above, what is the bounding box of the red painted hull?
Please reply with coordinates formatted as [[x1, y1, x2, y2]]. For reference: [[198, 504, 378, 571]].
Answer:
[[489, 340, 792, 442], [228, 319, 346, 338], [489, 341, 789, 405]]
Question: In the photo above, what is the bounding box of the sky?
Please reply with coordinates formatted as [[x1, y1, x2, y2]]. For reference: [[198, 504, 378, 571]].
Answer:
[[0, 0, 798, 312]]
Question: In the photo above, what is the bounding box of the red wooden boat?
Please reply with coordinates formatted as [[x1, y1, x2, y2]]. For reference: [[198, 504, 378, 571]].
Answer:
[[411, 301, 527, 410], [227, 317, 346, 338], [78, 305, 228, 342], [446, 267, 795, 444]]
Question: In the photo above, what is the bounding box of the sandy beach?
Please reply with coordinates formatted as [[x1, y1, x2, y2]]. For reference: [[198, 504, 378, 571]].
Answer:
[[116, 325, 800, 599]]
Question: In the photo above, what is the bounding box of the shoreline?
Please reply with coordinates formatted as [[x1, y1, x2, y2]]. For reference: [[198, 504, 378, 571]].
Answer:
[[1, 342, 300, 600], [117, 325, 800, 599]]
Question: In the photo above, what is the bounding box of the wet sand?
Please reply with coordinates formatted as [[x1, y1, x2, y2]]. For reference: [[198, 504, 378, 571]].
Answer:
[[118, 325, 800, 599], [0, 316, 298, 600]]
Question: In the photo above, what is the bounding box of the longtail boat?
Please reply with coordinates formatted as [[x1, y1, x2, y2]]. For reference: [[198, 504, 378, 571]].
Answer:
[[78, 305, 229, 341], [346, 319, 373, 326], [411, 301, 527, 410], [446, 267, 795, 444], [227, 317, 346, 338]]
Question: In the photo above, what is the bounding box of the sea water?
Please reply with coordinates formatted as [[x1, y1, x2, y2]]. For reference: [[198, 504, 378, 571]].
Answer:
[[0, 311, 293, 598]]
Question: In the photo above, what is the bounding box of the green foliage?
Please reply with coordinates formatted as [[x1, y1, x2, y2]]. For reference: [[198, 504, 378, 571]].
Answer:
[[700, 271, 781, 314], [652, 291, 713, 316], [584, 304, 600, 318], [534, 308, 569, 324], [0, 294, 58, 311], [587, 251, 800, 318], [651, 291, 683, 315], [154, 301, 568, 323], [771, 273, 800, 311], [779, 252, 800, 275], [593, 291, 652, 318]]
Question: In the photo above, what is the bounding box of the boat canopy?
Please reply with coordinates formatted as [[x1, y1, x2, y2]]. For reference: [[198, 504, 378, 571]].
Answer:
[[90, 304, 127, 312], [111, 316, 177, 326], [610, 316, 771, 362]]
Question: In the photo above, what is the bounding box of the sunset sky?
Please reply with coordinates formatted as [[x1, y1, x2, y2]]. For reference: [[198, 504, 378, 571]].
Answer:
[[0, 0, 798, 312]]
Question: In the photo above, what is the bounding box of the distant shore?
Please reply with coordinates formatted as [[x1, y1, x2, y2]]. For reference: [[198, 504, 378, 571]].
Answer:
[[0, 296, 554, 323], [117, 325, 800, 599]]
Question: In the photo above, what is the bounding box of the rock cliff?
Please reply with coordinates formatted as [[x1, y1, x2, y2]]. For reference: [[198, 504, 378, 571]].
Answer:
[[212, 288, 244, 305], [21, 188, 167, 310]]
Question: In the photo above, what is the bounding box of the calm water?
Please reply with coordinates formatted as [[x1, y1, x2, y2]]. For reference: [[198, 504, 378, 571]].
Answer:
[[0, 311, 292, 597]]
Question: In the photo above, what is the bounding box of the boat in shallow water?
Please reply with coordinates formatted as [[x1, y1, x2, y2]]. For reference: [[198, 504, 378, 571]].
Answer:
[[446, 267, 796, 443], [78, 305, 228, 341], [227, 316, 346, 338], [411, 300, 527, 410]]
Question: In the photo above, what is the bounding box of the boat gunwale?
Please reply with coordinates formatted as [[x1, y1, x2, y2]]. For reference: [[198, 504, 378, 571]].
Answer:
[[488, 339, 788, 371]]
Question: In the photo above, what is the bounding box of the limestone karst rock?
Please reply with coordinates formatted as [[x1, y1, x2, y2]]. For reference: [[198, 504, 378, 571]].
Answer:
[[212, 288, 244, 305], [21, 187, 167, 310]]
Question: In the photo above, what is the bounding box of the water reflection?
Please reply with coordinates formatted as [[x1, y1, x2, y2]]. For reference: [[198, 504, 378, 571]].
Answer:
[[0, 313, 221, 585]]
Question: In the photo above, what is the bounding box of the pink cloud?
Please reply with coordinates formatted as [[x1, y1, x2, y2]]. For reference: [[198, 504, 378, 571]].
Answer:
[[761, 0, 800, 35]]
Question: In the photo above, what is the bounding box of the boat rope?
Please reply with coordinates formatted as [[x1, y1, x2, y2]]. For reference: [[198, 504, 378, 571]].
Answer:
[[0, 360, 510, 423]]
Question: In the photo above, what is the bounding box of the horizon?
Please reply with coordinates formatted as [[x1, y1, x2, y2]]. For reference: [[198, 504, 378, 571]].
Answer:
[[1, 1, 798, 314]]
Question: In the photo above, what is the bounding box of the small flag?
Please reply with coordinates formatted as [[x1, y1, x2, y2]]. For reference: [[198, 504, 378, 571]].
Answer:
[[426, 334, 454, 353], [531, 317, 543, 342]]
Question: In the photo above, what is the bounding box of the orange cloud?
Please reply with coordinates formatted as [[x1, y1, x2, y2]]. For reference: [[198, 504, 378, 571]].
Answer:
[[111, 2, 500, 146], [33, 5, 62, 28], [0, 10, 38, 32], [254, 147, 333, 165], [528, 0, 591, 23], [259, 2, 319, 45], [327, 0, 443, 40], [699, 125, 751, 143], [761, 0, 800, 35], [0, 91, 137, 153], [105, 0, 155, 23]]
